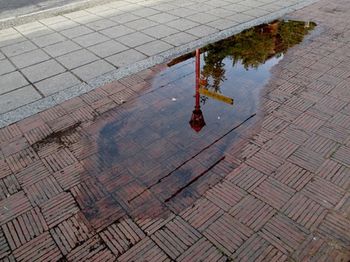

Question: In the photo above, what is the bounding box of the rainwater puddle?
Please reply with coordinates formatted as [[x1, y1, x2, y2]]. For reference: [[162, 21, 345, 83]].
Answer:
[[78, 20, 316, 228]]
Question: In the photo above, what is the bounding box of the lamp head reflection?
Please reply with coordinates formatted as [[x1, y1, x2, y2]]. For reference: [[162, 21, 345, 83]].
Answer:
[[189, 109, 205, 133]]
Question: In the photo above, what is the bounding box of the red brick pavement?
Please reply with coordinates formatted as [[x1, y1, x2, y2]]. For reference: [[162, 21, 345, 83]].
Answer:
[[1, 0, 350, 261]]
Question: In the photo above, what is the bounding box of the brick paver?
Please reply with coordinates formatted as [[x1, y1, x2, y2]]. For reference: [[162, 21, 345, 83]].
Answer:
[[1, 0, 350, 261]]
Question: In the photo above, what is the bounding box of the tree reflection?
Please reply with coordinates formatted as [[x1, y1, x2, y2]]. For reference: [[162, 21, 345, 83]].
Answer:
[[201, 20, 316, 92]]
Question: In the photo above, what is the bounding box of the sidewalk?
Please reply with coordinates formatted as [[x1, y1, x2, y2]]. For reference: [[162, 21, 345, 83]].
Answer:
[[0, 0, 316, 127], [1, 0, 350, 261]]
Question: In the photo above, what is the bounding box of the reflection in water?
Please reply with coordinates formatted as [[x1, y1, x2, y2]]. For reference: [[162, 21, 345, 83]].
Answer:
[[78, 20, 315, 228]]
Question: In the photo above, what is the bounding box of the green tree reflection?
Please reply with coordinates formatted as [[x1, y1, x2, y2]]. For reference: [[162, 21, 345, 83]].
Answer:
[[201, 20, 316, 92]]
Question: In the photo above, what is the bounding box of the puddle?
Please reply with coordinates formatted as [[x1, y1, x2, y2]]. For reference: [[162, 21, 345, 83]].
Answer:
[[75, 20, 316, 229]]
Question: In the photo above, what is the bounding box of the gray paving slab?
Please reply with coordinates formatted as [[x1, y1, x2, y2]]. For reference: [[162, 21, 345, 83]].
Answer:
[[21, 59, 66, 83], [0, 71, 28, 94], [72, 60, 115, 81], [100, 25, 135, 38], [10, 49, 50, 68], [1, 40, 37, 57], [106, 49, 147, 67], [117, 32, 155, 48], [135, 40, 173, 56], [142, 24, 179, 39], [0, 59, 15, 75], [57, 49, 99, 69], [43, 40, 81, 57], [35, 72, 80, 96], [73, 32, 110, 47], [87, 40, 128, 58], [0, 85, 41, 114], [60, 25, 94, 38]]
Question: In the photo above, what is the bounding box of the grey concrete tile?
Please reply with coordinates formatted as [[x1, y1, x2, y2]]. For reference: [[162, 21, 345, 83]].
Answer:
[[125, 18, 158, 30], [86, 19, 118, 30], [205, 8, 236, 17], [142, 25, 179, 39], [135, 40, 173, 56], [73, 32, 110, 47], [23, 27, 55, 39], [15, 22, 45, 35], [0, 52, 4, 60], [1, 40, 37, 57], [0, 60, 15, 76], [72, 60, 115, 81], [243, 8, 270, 17], [224, 3, 252, 12], [163, 32, 198, 46], [167, 7, 198, 17], [207, 19, 239, 30], [151, 3, 177, 11], [57, 49, 99, 69], [147, 13, 179, 23], [63, 10, 91, 19], [106, 49, 147, 67], [228, 13, 255, 23], [72, 13, 101, 24], [186, 25, 218, 38], [117, 32, 155, 48], [205, 0, 231, 7], [47, 20, 80, 31], [131, 8, 160, 17], [61, 25, 94, 39], [21, 60, 66, 83], [32, 32, 67, 47], [166, 18, 200, 31], [109, 13, 141, 23], [43, 40, 81, 57], [0, 35, 27, 49], [10, 49, 50, 69], [0, 86, 41, 114], [100, 25, 135, 38], [188, 13, 219, 23], [0, 71, 28, 94], [88, 40, 128, 58], [39, 16, 71, 26], [35, 72, 81, 96]]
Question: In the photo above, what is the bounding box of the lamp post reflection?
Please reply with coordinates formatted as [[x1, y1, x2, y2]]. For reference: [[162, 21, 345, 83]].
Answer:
[[189, 48, 206, 133]]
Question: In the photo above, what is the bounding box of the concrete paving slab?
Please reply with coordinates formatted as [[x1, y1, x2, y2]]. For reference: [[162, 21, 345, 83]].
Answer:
[[57, 49, 99, 70], [0, 59, 15, 75], [35, 72, 80, 96], [0, 71, 28, 94], [10, 49, 51, 69], [21, 59, 66, 83], [72, 60, 115, 81]]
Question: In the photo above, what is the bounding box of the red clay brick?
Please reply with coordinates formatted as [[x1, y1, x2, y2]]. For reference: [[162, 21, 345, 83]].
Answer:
[[151, 216, 201, 259], [100, 218, 145, 257], [0, 192, 32, 225], [5, 147, 39, 173], [301, 177, 345, 208], [234, 233, 287, 262], [2, 207, 48, 250], [260, 214, 308, 254], [42, 148, 77, 173], [204, 180, 246, 211], [12, 232, 62, 262], [15, 161, 51, 187], [332, 145, 350, 167], [273, 162, 314, 191], [317, 212, 350, 248], [40, 192, 79, 228], [50, 213, 93, 255], [245, 149, 284, 175], [282, 193, 327, 231], [0, 124, 22, 144], [177, 238, 227, 262], [0, 174, 21, 200], [65, 235, 106, 262], [230, 195, 276, 231], [180, 198, 224, 232], [117, 237, 170, 262], [317, 159, 350, 189], [204, 213, 253, 256], [24, 176, 63, 205], [288, 147, 324, 173], [0, 228, 11, 259], [53, 162, 85, 190], [252, 177, 295, 209]]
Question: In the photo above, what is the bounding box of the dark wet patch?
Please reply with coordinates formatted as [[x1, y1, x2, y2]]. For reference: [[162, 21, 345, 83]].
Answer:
[[32, 121, 81, 151], [75, 20, 315, 228]]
